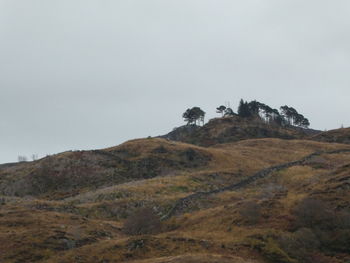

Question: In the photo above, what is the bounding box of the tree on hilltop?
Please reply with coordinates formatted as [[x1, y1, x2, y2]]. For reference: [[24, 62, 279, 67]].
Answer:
[[224, 107, 235, 116], [248, 100, 261, 117], [280, 105, 293, 125], [216, 105, 226, 117], [238, 99, 252, 118], [183, 108, 196, 125], [280, 105, 310, 128], [236, 100, 310, 128], [183, 107, 205, 126], [260, 104, 273, 122], [301, 118, 310, 128]]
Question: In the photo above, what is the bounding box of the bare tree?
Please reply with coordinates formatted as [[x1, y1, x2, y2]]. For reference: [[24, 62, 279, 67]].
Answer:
[[18, 155, 28, 162]]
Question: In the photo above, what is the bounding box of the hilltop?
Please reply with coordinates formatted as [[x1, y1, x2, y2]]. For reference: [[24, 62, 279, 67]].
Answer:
[[162, 116, 320, 146], [1, 117, 350, 263], [164, 99, 320, 147]]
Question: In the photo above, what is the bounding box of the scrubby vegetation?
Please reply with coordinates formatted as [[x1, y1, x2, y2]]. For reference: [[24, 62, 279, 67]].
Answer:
[[238, 200, 262, 225], [246, 197, 350, 263], [166, 100, 317, 147], [123, 207, 162, 235], [312, 127, 350, 144], [0, 107, 350, 262]]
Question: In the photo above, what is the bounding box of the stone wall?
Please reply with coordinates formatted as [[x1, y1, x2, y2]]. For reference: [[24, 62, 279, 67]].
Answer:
[[162, 148, 350, 220]]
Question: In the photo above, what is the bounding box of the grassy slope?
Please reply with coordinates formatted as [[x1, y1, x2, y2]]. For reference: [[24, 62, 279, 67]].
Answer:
[[311, 127, 350, 144], [1, 137, 350, 262]]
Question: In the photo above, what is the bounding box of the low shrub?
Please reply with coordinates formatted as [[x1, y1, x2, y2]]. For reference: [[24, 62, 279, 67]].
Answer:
[[293, 198, 333, 230], [278, 228, 320, 261], [239, 200, 261, 225], [293, 198, 350, 254], [246, 234, 297, 263], [123, 207, 162, 235]]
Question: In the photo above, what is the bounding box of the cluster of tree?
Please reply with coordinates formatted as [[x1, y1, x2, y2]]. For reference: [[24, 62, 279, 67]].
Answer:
[[216, 105, 235, 117], [235, 99, 310, 128], [182, 107, 205, 125], [280, 105, 310, 127], [183, 99, 310, 128]]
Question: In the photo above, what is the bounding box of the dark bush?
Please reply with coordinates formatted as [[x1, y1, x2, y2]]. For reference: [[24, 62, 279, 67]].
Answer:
[[239, 200, 261, 225], [293, 198, 350, 254], [247, 234, 297, 263], [293, 228, 320, 250], [278, 228, 320, 261], [321, 229, 350, 253], [152, 145, 168, 154], [123, 207, 162, 235], [293, 198, 334, 230], [336, 210, 350, 229]]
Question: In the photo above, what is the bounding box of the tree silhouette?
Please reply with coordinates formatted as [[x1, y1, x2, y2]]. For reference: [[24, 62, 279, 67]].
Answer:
[[234, 100, 311, 128], [248, 100, 261, 117], [238, 99, 251, 118], [224, 107, 235, 116], [216, 105, 226, 117], [280, 105, 291, 125], [260, 104, 273, 122], [182, 108, 195, 125], [183, 107, 205, 126], [301, 118, 310, 128], [183, 101, 310, 128], [280, 105, 310, 128], [274, 114, 285, 126]]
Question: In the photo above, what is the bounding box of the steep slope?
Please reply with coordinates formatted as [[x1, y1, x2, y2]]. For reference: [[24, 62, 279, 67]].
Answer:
[[162, 116, 320, 146]]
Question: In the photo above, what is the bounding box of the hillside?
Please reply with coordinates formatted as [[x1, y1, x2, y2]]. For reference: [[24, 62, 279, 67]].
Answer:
[[312, 127, 350, 144], [1, 122, 350, 263], [162, 116, 320, 146], [0, 139, 212, 199]]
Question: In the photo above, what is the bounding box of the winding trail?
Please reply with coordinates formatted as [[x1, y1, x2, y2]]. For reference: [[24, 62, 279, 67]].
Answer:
[[162, 148, 350, 220]]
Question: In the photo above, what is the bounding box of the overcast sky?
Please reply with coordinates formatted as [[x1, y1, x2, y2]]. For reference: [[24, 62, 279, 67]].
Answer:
[[1, 1, 350, 163]]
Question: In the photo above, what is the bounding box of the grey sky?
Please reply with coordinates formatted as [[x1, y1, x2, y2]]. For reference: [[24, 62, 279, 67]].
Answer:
[[1, 0, 350, 163]]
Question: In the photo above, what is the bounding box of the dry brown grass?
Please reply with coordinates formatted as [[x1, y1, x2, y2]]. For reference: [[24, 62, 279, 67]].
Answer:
[[312, 127, 350, 144], [2, 137, 350, 263], [127, 254, 259, 263], [105, 137, 212, 160], [0, 206, 123, 263]]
